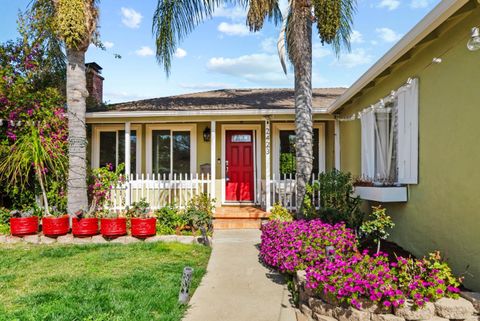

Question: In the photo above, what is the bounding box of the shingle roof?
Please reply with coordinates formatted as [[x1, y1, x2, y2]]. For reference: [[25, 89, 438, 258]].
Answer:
[[89, 88, 346, 113]]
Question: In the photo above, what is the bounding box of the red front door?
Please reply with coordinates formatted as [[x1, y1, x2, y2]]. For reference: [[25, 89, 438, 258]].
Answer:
[[226, 130, 254, 202]]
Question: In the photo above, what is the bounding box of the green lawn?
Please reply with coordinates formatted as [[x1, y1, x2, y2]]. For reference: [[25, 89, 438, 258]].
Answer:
[[0, 242, 211, 321]]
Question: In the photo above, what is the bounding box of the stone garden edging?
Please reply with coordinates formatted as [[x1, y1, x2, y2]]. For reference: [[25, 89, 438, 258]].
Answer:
[[0, 233, 210, 246], [295, 270, 480, 321]]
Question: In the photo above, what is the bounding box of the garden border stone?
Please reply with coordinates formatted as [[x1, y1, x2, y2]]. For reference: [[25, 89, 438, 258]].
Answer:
[[461, 291, 480, 313], [295, 270, 478, 321], [0, 233, 202, 245]]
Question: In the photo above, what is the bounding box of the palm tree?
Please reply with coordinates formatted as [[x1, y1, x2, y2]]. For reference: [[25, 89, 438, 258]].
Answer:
[[31, 0, 100, 214], [153, 0, 356, 217]]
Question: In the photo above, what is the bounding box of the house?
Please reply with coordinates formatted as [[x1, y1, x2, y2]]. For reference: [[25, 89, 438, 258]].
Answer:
[[329, 0, 480, 291], [85, 65, 345, 227], [86, 0, 480, 289]]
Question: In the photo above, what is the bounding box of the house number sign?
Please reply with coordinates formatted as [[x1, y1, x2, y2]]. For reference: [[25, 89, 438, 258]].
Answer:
[[231, 134, 251, 143]]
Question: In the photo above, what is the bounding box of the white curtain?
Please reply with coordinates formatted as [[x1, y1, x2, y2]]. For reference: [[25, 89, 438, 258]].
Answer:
[[360, 109, 375, 179], [374, 108, 395, 182]]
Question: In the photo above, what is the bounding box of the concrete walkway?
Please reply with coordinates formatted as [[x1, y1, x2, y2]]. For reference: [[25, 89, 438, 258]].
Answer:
[[183, 229, 297, 321]]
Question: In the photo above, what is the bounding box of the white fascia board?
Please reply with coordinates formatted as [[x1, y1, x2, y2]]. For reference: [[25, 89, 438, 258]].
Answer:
[[327, 0, 468, 113], [86, 107, 329, 119]]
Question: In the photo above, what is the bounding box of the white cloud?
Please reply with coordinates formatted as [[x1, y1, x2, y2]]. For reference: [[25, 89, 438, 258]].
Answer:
[[376, 27, 403, 42], [135, 46, 154, 57], [334, 48, 373, 68], [350, 30, 364, 44], [121, 7, 142, 29], [174, 48, 187, 58], [104, 91, 150, 103], [378, 0, 400, 10], [179, 82, 234, 90], [410, 0, 430, 8], [207, 53, 291, 85], [217, 22, 251, 36], [312, 43, 331, 59], [213, 4, 247, 20], [103, 41, 114, 49], [261, 37, 276, 53]]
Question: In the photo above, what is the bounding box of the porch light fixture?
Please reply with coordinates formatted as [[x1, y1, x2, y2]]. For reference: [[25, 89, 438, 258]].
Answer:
[[203, 126, 211, 142], [467, 27, 480, 51]]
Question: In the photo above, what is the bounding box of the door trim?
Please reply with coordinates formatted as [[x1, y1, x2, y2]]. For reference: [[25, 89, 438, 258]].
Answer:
[[221, 124, 262, 205]]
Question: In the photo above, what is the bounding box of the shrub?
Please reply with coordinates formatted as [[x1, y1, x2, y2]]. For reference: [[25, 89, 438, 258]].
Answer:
[[155, 204, 185, 235], [126, 199, 151, 218], [317, 170, 365, 230], [360, 206, 395, 253], [269, 203, 293, 222], [183, 194, 214, 232], [0, 207, 9, 234], [260, 220, 358, 273]]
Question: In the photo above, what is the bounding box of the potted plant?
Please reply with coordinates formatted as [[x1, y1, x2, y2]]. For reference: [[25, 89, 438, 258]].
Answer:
[[88, 163, 126, 238], [100, 210, 127, 238], [42, 206, 69, 237], [72, 209, 99, 237], [128, 199, 156, 238], [10, 207, 40, 236]]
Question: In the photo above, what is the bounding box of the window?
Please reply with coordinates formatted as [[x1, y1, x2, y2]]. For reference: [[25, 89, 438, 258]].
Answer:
[[360, 78, 418, 184], [147, 125, 196, 176], [94, 125, 141, 174], [273, 123, 325, 178]]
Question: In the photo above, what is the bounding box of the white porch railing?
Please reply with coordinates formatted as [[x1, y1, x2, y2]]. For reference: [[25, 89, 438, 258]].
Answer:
[[270, 173, 322, 212], [108, 173, 212, 211]]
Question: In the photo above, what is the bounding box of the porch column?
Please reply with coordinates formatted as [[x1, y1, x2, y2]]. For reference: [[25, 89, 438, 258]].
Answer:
[[125, 121, 131, 206], [334, 119, 341, 170], [210, 121, 216, 201], [265, 117, 271, 211]]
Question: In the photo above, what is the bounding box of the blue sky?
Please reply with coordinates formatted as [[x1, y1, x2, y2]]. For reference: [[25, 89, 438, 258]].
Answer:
[[1, 0, 440, 103]]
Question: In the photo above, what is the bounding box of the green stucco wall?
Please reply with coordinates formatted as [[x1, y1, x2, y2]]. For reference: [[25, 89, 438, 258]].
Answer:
[[338, 4, 480, 290]]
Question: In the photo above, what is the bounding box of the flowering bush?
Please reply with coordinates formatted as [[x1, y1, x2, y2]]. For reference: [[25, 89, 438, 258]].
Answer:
[[87, 163, 126, 217], [260, 219, 462, 310], [306, 251, 405, 309], [260, 220, 358, 273]]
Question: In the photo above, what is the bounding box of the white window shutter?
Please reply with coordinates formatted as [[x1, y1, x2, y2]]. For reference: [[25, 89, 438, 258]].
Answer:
[[360, 109, 375, 179], [397, 78, 419, 184]]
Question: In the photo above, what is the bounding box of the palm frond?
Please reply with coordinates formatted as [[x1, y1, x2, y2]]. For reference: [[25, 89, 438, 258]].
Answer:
[[276, 0, 291, 74], [153, 0, 220, 76], [313, 0, 356, 56], [246, 0, 282, 32]]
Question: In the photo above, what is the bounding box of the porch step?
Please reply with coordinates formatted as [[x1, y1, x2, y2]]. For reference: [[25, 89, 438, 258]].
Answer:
[[214, 206, 270, 219], [213, 206, 270, 229], [213, 218, 263, 229]]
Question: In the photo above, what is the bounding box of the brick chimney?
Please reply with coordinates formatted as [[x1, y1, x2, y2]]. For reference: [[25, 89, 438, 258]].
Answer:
[[85, 62, 104, 106]]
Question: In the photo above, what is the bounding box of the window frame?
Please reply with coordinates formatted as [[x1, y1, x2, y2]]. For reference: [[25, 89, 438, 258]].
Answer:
[[146, 124, 197, 176], [272, 123, 326, 178], [91, 124, 143, 174]]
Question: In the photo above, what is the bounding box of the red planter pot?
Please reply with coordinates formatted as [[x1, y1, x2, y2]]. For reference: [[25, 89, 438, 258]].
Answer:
[[131, 218, 157, 238], [10, 217, 39, 236], [100, 218, 127, 238], [42, 215, 70, 237], [72, 218, 99, 237]]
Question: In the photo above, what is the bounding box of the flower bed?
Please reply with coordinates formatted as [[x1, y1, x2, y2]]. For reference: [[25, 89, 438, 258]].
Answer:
[[260, 220, 478, 320], [260, 220, 357, 273]]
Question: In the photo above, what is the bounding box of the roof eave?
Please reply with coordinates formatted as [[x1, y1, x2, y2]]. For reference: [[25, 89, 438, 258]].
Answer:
[[85, 107, 330, 119], [327, 0, 469, 114]]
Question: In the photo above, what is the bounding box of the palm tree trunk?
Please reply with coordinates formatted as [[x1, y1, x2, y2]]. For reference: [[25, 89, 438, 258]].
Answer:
[[294, 11, 313, 219], [66, 48, 89, 214]]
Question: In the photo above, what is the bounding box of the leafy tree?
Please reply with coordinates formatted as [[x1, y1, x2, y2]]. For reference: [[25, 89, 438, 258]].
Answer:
[[360, 206, 395, 254], [152, 0, 356, 217], [0, 36, 68, 213]]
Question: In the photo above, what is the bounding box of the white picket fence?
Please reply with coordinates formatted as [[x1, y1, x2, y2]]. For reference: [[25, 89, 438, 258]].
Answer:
[[270, 173, 322, 212], [107, 173, 212, 211]]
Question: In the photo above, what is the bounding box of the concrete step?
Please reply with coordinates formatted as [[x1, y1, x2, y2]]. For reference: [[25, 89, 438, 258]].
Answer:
[[213, 218, 262, 229]]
